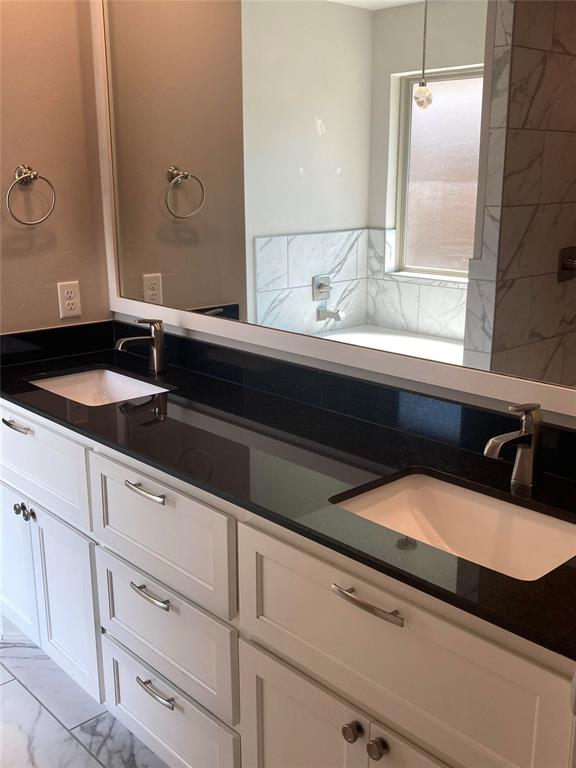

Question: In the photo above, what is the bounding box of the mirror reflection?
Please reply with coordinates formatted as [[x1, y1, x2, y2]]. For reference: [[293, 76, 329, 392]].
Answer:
[[106, 0, 576, 388]]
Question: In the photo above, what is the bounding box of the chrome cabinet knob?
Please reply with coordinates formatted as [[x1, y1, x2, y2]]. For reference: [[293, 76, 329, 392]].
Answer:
[[13, 503, 22, 515], [366, 738, 390, 760], [21, 503, 30, 521], [341, 721, 364, 743]]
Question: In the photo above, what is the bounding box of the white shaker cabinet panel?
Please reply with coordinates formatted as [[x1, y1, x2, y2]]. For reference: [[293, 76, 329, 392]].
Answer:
[[238, 524, 575, 768], [90, 452, 236, 620], [31, 503, 103, 701], [0, 483, 40, 644], [0, 403, 91, 530], [102, 635, 240, 768]]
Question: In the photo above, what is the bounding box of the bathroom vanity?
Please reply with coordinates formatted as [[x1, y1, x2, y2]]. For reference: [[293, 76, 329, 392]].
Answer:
[[1, 325, 575, 768]]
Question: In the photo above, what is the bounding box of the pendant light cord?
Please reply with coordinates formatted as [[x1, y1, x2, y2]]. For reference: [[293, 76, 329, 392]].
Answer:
[[421, 0, 428, 85]]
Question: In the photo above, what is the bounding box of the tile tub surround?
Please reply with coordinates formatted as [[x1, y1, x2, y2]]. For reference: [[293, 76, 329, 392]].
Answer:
[[255, 228, 466, 342]]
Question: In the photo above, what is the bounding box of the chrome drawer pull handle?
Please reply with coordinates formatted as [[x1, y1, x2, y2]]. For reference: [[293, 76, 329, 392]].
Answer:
[[2, 418, 32, 435], [124, 480, 166, 505], [331, 583, 405, 628], [130, 581, 170, 611], [136, 676, 175, 710]]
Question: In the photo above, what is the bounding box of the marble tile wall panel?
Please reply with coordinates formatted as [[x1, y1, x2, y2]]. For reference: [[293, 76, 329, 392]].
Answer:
[[0, 664, 13, 684], [529, 273, 576, 340], [552, 1, 576, 56], [464, 279, 496, 353], [469, 207, 501, 281], [562, 331, 576, 385], [257, 278, 366, 335], [287, 230, 359, 287], [493, 276, 532, 350], [366, 277, 419, 332], [255, 236, 288, 291], [491, 336, 565, 383], [494, 0, 514, 46], [367, 228, 396, 277], [417, 285, 467, 340], [498, 202, 576, 279], [490, 47, 512, 128], [541, 132, 576, 203], [513, 0, 555, 50], [502, 128, 544, 205], [485, 128, 508, 206]]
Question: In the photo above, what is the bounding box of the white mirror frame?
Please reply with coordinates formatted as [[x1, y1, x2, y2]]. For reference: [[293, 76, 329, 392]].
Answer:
[[90, 1, 575, 421]]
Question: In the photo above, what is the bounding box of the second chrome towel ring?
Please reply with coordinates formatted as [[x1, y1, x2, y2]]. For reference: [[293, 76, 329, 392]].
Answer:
[[6, 164, 56, 226], [165, 165, 206, 219]]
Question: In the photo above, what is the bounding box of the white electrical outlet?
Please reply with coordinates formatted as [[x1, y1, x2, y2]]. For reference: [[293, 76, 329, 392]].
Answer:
[[143, 273, 163, 304], [57, 280, 82, 318]]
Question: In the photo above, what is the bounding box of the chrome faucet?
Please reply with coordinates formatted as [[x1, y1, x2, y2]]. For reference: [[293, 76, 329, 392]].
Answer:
[[484, 403, 543, 492], [115, 319, 166, 374], [317, 307, 345, 322]]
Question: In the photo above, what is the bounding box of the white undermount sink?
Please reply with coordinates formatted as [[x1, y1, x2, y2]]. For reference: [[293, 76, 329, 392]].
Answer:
[[335, 474, 576, 580], [31, 369, 169, 407]]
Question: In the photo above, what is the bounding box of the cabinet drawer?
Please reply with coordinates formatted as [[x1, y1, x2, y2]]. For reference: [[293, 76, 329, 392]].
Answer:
[[90, 452, 236, 619], [0, 403, 90, 530], [97, 547, 238, 724], [239, 524, 575, 768], [102, 635, 240, 768]]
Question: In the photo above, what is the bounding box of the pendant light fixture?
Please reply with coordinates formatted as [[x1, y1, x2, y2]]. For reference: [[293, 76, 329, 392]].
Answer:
[[414, 0, 433, 109]]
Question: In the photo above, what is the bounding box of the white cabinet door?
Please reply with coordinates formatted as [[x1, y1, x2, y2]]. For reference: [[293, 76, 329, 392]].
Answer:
[[240, 640, 369, 768], [30, 503, 102, 701], [366, 722, 446, 768], [0, 483, 39, 644]]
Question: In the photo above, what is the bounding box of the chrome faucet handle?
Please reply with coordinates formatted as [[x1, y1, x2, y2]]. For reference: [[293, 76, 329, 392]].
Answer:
[[508, 403, 542, 426]]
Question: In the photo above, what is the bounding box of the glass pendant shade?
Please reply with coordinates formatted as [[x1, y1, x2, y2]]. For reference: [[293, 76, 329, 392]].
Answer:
[[414, 81, 433, 109]]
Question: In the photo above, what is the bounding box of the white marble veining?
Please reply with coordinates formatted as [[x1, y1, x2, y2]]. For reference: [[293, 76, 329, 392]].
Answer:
[[492, 336, 565, 384], [417, 285, 467, 341], [255, 236, 288, 291], [485, 128, 507, 206], [499, 203, 576, 280], [464, 279, 496, 353], [490, 46, 511, 129], [513, 0, 554, 50], [287, 230, 358, 287], [0, 641, 106, 729], [73, 712, 168, 768], [0, 663, 14, 684], [0, 678, 102, 768], [357, 230, 368, 278], [542, 132, 576, 203], [469, 207, 500, 281], [502, 129, 543, 206], [367, 228, 395, 277], [529, 273, 576, 341], [462, 348, 491, 371], [493, 277, 531, 351], [552, 1, 576, 56], [366, 277, 419, 332], [494, 0, 514, 46]]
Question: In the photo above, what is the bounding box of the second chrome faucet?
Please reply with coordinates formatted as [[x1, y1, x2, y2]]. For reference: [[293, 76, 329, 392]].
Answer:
[[484, 403, 542, 493], [115, 319, 166, 374]]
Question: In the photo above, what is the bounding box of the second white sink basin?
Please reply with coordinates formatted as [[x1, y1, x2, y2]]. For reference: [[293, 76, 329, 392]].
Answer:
[[31, 369, 169, 407], [335, 474, 576, 580]]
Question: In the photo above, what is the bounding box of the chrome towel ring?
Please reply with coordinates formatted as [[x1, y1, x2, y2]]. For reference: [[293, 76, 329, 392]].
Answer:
[[6, 164, 56, 225], [165, 164, 206, 219]]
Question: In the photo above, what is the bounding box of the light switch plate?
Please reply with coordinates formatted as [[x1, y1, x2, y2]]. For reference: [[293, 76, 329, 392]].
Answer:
[[57, 281, 82, 318]]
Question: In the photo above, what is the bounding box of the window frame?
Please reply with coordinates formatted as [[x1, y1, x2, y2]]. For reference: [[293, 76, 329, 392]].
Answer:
[[395, 66, 484, 278]]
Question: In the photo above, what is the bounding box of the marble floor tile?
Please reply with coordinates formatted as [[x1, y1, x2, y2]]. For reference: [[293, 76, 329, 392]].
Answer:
[[0, 642, 106, 729], [0, 678, 102, 768], [0, 663, 14, 684], [73, 712, 168, 768]]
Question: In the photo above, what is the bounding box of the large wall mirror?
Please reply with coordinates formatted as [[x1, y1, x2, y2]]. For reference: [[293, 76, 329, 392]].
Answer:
[[103, 0, 576, 389]]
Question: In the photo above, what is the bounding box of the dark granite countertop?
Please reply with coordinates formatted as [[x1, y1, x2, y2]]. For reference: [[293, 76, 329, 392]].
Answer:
[[1, 345, 576, 662]]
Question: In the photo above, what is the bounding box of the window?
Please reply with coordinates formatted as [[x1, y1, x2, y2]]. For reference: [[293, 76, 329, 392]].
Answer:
[[398, 71, 484, 275]]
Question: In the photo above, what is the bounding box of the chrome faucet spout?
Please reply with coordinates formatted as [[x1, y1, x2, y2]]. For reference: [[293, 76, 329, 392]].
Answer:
[[115, 335, 152, 351], [483, 403, 542, 492], [115, 319, 165, 374]]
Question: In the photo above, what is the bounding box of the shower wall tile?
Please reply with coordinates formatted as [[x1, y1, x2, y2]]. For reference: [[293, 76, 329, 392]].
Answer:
[[255, 236, 288, 291], [490, 47, 512, 128], [287, 230, 358, 287], [417, 285, 467, 340], [357, 230, 368, 278], [469, 207, 500, 281], [562, 331, 576, 385], [367, 228, 395, 277], [513, 0, 554, 50], [502, 129, 543, 205], [366, 278, 419, 332], [464, 279, 496, 353], [491, 336, 565, 383], [493, 277, 531, 350], [498, 202, 576, 279], [485, 128, 507, 206], [494, 0, 514, 46], [529, 273, 576, 340], [541, 132, 576, 203], [552, 1, 576, 56]]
